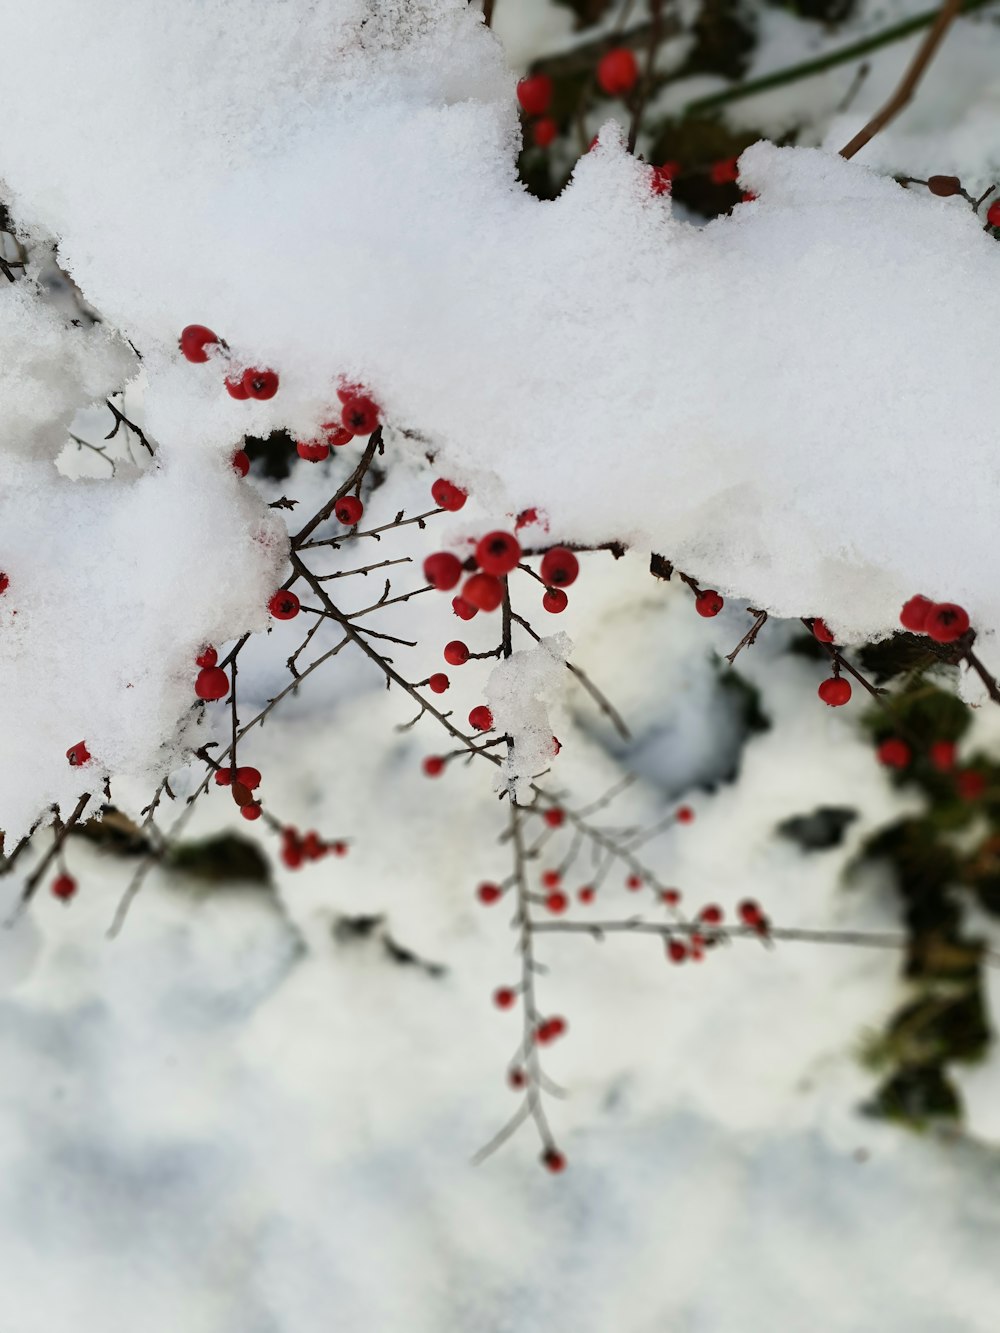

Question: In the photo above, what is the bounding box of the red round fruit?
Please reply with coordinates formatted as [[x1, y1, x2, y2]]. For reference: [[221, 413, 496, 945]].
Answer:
[[281, 842, 304, 870], [578, 886, 595, 904], [195, 666, 230, 701], [710, 156, 740, 185], [493, 986, 517, 1010], [675, 807, 694, 824], [337, 381, 364, 405], [930, 740, 957, 773], [469, 705, 493, 732], [431, 478, 467, 511], [302, 831, 324, 860], [541, 1148, 567, 1173], [444, 640, 469, 666], [322, 423, 355, 447], [462, 573, 505, 613], [214, 767, 233, 786], [545, 890, 568, 914], [695, 590, 724, 617], [738, 899, 765, 928], [424, 552, 463, 591], [626, 874, 642, 891], [423, 756, 445, 778], [335, 495, 364, 526], [877, 738, 911, 769], [241, 801, 263, 821], [477, 882, 502, 905], [196, 646, 217, 669], [428, 673, 450, 694], [541, 870, 561, 889], [812, 618, 834, 644], [242, 368, 279, 400], [650, 161, 679, 195], [269, 589, 300, 620], [0, 572, 8, 595], [597, 47, 639, 96], [331, 840, 348, 857], [52, 874, 77, 901], [700, 904, 723, 925], [533, 117, 558, 149], [340, 394, 380, 435], [540, 547, 579, 588], [925, 602, 970, 643], [509, 1067, 527, 1090], [900, 595, 934, 632], [987, 200, 1000, 228], [818, 676, 851, 707], [957, 769, 987, 801], [232, 449, 250, 475], [66, 740, 91, 767], [475, 531, 521, 577], [544, 808, 564, 828], [235, 766, 261, 790], [667, 939, 687, 963], [297, 440, 330, 463], [662, 889, 681, 906], [179, 324, 219, 363], [225, 377, 250, 401], [542, 588, 568, 614], [452, 596, 478, 621], [516, 73, 553, 116]]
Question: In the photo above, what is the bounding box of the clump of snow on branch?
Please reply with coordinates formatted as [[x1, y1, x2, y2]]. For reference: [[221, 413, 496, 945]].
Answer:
[[487, 633, 571, 800]]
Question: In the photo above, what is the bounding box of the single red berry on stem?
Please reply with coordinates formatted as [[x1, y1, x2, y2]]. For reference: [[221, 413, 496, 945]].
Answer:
[[231, 451, 251, 478], [545, 890, 568, 914], [214, 767, 233, 786], [469, 705, 494, 732], [321, 423, 355, 447], [925, 602, 970, 643], [957, 769, 986, 801], [225, 377, 250, 401], [475, 531, 521, 577], [900, 595, 934, 632], [650, 161, 679, 194], [235, 766, 262, 790], [431, 478, 467, 511], [541, 869, 561, 889], [597, 47, 639, 96], [738, 898, 766, 929], [695, 590, 724, 617], [196, 646, 217, 669], [424, 552, 463, 591], [877, 738, 911, 769], [179, 324, 219, 363], [452, 596, 478, 621], [297, 440, 330, 463], [428, 673, 450, 694], [241, 802, 262, 821], [67, 741, 91, 767], [196, 666, 230, 701], [335, 495, 364, 526], [930, 740, 957, 773], [812, 618, 835, 644], [463, 573, 505, 613], [667, 939, 687, 963], [544, 808, 564, 828], [818, 677, 851, 707], [444, 640, 469, 666], [700, 904, 723, 925], [0, 572, 8, 595], [675, 807, 694, 824], [242, 368, 279, 400], [477, 882, 503, 905], [422, 756, 445, 778], [541, 1148, 567, 1174], [987, 200, 1000, 228], [269, 590, 300, 620], [340, 394, 380, 435], [508, 1068, 527, 1090], [533, 118, 558, 149], [516, 73, 553, 116], [710, 157, 740, 185], [494, 986, 517, 1010], [52, 874, 77, 901], [542, 588, 568, 614], [578, 886, 595, 904], [662, 888, 681, 906], [540, 547, 579, 588]]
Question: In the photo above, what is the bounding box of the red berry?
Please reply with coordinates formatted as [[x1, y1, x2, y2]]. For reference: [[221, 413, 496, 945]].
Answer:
[[302, 831, 324, 860], [930, 740, 957, 773], [428, 673, 450, 694], [475, 531, 521, 577], [235, 766, 262, 790], [225, 376, 250, 401], [195, 666, 230, 701], [196, 646, 217, 669], [812, 618, 835, 644], [477, 882, 503, 905], [925, 602, 970, 643], [179, 324, 220, 363], [444, 640, 469, 666], [541, 869, 561, 889], [710, 156, 740, 185], [900, 595, 934, 632], [423, 755, 445, 777], [578, 886, 595, 904], [738, 899, 765, 927], [214, 767, 232, 786], [321, 423, 355, 446], [231, 449, 250, 475], [242, 368, 279, 400], [281, 842, 304, 870], [699, 904, 723, 925], [957, 769, 987, 801], [424, 552, 463, 591], [626, 874, 642, 891], [516, 73, 553, 116], [336, 381, 364, 405], [0, 572, 8, 595], [51, 874, 77, 901], [469, 705, 493, 731], [597, 47, 639, 96], [335, 495, 364, 526], [675, 807, 694, 824], [695, 590, 724, 617], [508, 1068, 527, 1090], [431, 478, 467, 511], [494, 986, 517, 1009], [545, 890, 568, 914], [667, 939, 687, 963], [462, 573, 505, 613], [818, 676, 851, 707], [662, 889, 681, 906], [987, 200, 1000, 227], [544, 808, 564, 828], [877, 738, 911, 769], [533, 117, 558, 148], [536, 1016, 566, 1043], [269, 589, 300, 620], [540, 547, 579, 588], [66, 740, 91, 767], [542, 588, 568, 614], [241, 801, 262, 821], [297, 439, 330, 463], [340, 394, 379, 435], [650, 161, 679, 194], [452, 596, 478, 621], [541, 1148, 567, 1173], [330, 840, 348, 857]]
